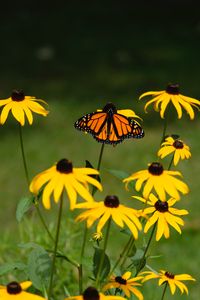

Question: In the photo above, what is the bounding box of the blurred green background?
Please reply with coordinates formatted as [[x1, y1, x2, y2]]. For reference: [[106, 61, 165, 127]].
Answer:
[[0, 0, 199, 299]]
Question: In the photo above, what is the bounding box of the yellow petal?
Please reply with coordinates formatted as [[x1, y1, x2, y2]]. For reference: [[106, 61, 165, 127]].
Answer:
[[0, 102, 13, 124], [139, 91, 164, 99], [23, 105, 33, 124], [171, 95, 183, 119], [97, 211, 110, 232], [11, 103, 25, 125]]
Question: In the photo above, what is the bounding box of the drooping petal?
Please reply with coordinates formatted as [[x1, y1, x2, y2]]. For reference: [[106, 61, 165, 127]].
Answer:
[[178, 97, 194, 120], [128, 286, 144, 300], [11, 103, 25, 125], [23, 105, 33, 124], [27, 100, 49, 116], [0, 101, 13, 124], [97, 211, 111, 232], [171, 95, 183, 119]]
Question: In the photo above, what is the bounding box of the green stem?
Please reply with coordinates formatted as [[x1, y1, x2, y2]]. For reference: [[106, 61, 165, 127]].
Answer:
[[97, 143, 105, 171], [160, 117, 168, 145], [79, 143, 105, 292], [35, 204, 55, 242], [120, 236, 135, 270], [135, 223, 156, 275], [109, 235, 133, 276], [19, 124, 53, 242], [168, 154, 174, 170], [79, 223, 88, 293], [48, 193, 63, 299], [96, 217, 111, 287], [161, 282, 168, 300], [18, 124, 30, 186]]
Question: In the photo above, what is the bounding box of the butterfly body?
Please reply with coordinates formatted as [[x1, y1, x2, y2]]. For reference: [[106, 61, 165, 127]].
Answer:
[[75, 102, 144, 145]]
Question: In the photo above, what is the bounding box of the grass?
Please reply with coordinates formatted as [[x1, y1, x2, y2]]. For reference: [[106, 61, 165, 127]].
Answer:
[[0, 1, 200, 299]]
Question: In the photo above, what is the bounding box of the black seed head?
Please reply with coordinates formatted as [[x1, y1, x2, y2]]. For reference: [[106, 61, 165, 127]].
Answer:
[[165, 271, 175, 279], [173, 140, 184, 149], [102, 102, 117, 114], [155, 200, 168, 212], [83, 287, 99, 300], [7, 282, 22, 294], [166, 84, 180, 95], [115, 276, 127, 285], [11, 89, 25, 101], [56, 159, 73, 174], [148, 162, 164, 175], [104, 195, 120, 208]]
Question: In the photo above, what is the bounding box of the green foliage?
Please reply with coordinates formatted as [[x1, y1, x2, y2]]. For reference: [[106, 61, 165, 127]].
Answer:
[[16, 197, 33, 222], [27, 246, 51, 291], [93, 247, 111, 281]]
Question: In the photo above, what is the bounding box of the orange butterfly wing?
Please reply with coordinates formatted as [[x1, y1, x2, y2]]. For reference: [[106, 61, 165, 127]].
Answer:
[[75, 111, 144, 145]]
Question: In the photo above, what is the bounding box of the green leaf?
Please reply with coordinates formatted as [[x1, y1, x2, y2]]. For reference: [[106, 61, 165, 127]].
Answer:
[[18, 242, 41, 250], [16, 197, 33, 222], [93, 247, 110, 281], [130, 248, 146, 273], [106, 169, 129, 180], [0, 262, 27, 276], [27, 246, 51, 291]]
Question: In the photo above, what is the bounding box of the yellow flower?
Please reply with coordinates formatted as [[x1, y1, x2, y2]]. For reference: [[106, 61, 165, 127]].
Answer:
[[65, 286, 126, 300], [139, 84, 200, 119], [141, 270, 195, 295], [123, 162, 189, 201], [158, 136, 191, 166], [98, 108, 142, 120], [0, 281, 46, 300], [30, 159, 102, 210], [92, 231, 103, 242], [103, 272, 143, 300], [0, 89, 49, 125], [75, 195, 142, 239], [134, 194, 188, 241]]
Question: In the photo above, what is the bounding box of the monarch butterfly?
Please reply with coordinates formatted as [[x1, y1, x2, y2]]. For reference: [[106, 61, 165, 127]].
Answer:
[[74, 102, 144, 145]]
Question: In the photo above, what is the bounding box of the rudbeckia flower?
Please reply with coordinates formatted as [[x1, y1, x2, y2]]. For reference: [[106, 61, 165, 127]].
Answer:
[[134, 194, 188, 241], [141, 270, 195, 295], [75, 195, 142, 239], [92, 231, 103, 242], [30, 159, 102, 210], [103, 272, 143, 300], [123, 162, 189, 201], [0, 89, 49, 125], [0, 281, 46, 300], [139, 84, 200, 119], [65, 287, 126, 300], [158, 136, 191, 166]]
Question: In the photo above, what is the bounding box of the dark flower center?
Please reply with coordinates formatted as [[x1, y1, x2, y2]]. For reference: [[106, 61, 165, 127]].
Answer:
[[173, 140, 184, 149], [155, 200, 168, 212], [7, 282, 22, 294], [148, 162, 164, 175], [11, 89, 25, 101], [83, 287, 100, 300], [102, 102, 117, 114], [104, 195, 120, 208], [166, 84, 180, 95], [165, 271, 175, 279], [56, 159, 73, 174], [115, 276, 127, 285]]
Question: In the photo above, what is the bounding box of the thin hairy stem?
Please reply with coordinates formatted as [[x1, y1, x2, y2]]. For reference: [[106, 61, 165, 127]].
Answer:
[[161, 282, 168, 300], [48, 193, 63, 299], [135, 223, 156, 275], [96, 217, 111, 287], [18, 124, 30, 186]]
